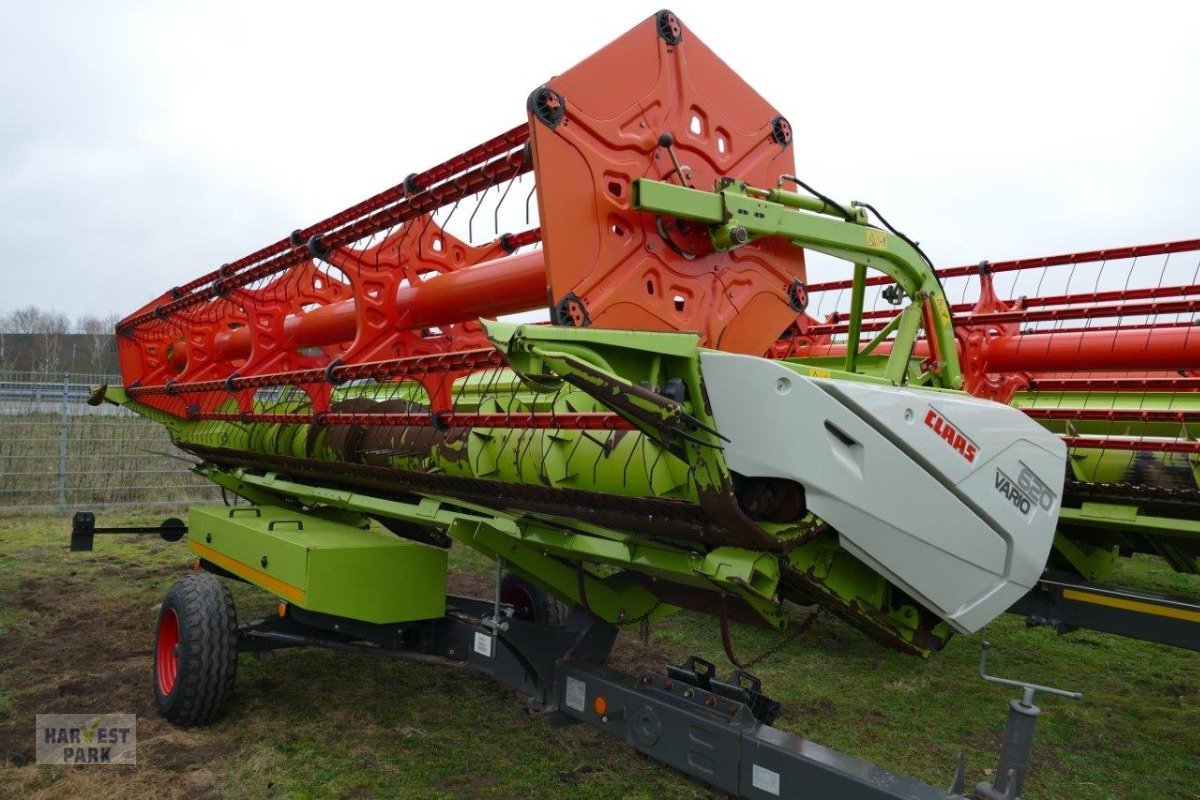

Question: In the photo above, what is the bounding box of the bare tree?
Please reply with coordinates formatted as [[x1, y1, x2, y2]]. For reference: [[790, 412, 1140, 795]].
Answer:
[[1, 306, 71, 373], [76, 312, 121, 374], [2, 306, 47, 334], [1, 306, 70, 335]]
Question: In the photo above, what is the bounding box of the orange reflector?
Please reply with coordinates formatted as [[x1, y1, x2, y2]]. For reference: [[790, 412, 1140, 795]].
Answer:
[[593, 696, 608, 716], [277, 602, 288, 618]]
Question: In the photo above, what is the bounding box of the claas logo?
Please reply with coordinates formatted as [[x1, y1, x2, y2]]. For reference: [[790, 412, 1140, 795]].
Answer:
[[923, 408, 978, 463]]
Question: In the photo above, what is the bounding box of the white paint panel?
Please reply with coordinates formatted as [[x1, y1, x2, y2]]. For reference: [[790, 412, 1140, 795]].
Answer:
[[700, 352, 1065, 633]]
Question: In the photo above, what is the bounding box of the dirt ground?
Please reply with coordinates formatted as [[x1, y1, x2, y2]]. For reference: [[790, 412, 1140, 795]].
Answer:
[[0, 555, 242, 797]]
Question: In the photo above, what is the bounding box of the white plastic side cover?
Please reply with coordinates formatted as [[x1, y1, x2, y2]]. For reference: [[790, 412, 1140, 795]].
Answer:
[[699, 352, 1066, 634], [818, 378, 1066, 631]]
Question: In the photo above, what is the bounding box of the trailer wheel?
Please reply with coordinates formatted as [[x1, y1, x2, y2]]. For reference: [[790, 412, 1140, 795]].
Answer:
[[500, 572, 569, 627], [154, 572, 238, 725]]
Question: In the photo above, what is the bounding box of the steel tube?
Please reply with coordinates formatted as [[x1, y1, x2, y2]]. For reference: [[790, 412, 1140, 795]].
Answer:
[[1061, 436, 1200, 454], [784, 328, 1200, 373], [983, 327, 1200, 372], [1027, 377, 1200, 392], [1020, 408, 1200, 424], [210, 248, 548, 360]]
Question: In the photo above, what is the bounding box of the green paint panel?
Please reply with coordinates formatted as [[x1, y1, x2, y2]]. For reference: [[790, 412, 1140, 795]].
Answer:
[[632, 178, 724, 223], [187, 505, 447, 623], [1059, 505, 1200, 541], [1051, 531, 1119, 582]]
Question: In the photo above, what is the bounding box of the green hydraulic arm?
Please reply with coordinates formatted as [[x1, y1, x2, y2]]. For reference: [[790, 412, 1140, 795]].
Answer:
[[632, 177, 963, 390]]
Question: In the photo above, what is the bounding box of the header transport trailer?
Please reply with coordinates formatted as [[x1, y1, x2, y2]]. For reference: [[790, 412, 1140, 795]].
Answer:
[[77, 10, 1197, 799]]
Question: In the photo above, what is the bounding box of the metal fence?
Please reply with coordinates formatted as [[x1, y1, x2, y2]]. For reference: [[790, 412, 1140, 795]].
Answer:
[[0, 371, 220, 514]]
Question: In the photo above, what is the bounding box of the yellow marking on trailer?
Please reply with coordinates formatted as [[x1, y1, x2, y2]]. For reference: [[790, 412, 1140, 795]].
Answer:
[[1062, 588, 1200, 623], [188, 540, 306, 604]]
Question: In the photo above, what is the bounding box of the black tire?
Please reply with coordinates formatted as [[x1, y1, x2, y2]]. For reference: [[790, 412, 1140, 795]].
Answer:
[[499, 571, 570, 627], [153, 572, 238, 725]]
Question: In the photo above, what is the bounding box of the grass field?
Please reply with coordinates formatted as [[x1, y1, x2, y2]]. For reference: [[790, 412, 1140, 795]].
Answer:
[[0, 510, 1197, 799]]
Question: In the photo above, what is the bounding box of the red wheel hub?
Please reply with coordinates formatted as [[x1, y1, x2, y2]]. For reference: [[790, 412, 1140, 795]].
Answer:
[[156, 608, 180, 696]]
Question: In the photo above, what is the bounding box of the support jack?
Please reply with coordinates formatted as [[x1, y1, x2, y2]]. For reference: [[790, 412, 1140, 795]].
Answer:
[[973, 642, 1082, 800]]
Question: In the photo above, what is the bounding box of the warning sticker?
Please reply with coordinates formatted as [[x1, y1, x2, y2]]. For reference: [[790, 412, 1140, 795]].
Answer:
[[751, 764, 780, 796], [473, 631, 493, 658], [565, 676, 586, 713]]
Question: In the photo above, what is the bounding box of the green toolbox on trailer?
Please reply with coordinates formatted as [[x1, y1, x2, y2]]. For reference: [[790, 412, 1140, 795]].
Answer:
[[186, 506, 447, 623]]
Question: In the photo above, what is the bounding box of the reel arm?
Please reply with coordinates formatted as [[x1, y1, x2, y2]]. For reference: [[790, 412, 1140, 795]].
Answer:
[[633, 177, 963, 389]]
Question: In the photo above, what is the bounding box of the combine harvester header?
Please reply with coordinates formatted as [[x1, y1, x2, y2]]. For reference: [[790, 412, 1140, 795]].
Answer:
[[81, 10, 1197, 799]]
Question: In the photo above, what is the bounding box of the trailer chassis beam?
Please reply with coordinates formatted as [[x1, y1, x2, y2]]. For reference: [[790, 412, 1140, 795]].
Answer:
[[1011, 572, 1200, 652], [232, 591, 965, 799]]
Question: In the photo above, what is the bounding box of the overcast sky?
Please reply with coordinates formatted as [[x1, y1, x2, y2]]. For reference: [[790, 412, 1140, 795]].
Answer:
[[2, 1, 1197, 321]]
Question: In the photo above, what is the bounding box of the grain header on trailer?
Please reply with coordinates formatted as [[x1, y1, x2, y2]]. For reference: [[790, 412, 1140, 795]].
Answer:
[[77, 10, 1198, 799]]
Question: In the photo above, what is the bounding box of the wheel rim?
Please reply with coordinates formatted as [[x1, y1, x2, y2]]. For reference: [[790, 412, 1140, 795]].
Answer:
[[501, 584, 537, 621], [156, 608, 180, 696]]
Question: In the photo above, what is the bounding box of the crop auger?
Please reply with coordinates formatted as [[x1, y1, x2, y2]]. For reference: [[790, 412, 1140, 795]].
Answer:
[[78, 10, 1196, 799]]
